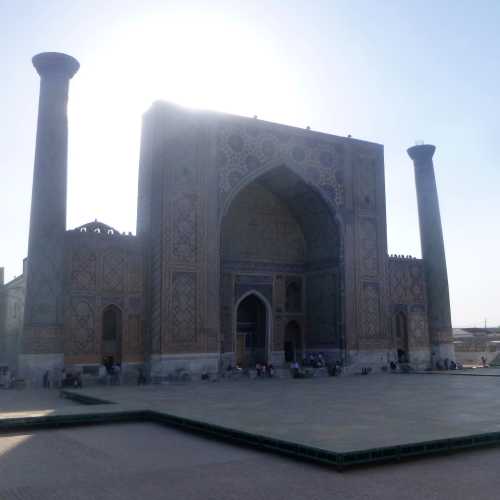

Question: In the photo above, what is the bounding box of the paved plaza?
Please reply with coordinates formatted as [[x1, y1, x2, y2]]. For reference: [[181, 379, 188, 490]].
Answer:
[[0, 370, 500, 486], [58, 373, 500, 452], [2, 372, 500, 492], [0, 388, 76, 418], [3, 422, 500, 499]]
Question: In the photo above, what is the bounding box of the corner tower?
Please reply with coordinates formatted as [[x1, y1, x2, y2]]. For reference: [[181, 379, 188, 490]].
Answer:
[[20, 52, 79, 378], [407, 144, 454, 360]]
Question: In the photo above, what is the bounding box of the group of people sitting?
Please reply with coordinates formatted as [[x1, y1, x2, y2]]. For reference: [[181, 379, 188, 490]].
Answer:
[[255, 363, 275, 377], [40, 368, 82, 389], [302, 353, 327, 368], [434, 358, 459, 370], [222, 362, 276, 378], [59, 370, 83, 388], [290, 355, 342, 379]]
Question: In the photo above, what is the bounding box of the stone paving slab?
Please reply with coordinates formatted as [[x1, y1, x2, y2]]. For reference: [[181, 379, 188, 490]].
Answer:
[[5, 423, 500, 500], [4, 374, 500, 466], [60, 374, 500, 451]]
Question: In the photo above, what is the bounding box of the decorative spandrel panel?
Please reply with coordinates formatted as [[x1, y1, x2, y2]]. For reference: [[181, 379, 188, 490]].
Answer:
[[358, 218, 378, 278], [170, 271, 197, 343], [70, 247, 97, 291], [67, 300, 95, 356], [388, 258, 426, 306], [171, 193, 197, 263], [127, 254, 143, 293], [216, 122, 345, 214], [164, 134, 200, 266], [360, 282, 382, 341], [102, 248, 125, 292]]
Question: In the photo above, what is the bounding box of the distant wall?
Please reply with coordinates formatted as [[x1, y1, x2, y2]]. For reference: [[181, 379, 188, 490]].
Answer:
[[0, 274, 25, 370]]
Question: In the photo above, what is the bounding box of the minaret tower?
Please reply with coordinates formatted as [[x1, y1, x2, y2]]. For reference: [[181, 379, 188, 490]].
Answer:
[[407, 144, 455, 360], [20, 52, 79, 379]]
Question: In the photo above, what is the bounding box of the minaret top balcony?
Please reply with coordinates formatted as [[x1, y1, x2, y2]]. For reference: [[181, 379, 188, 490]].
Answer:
[[32, 52, 80, 79]]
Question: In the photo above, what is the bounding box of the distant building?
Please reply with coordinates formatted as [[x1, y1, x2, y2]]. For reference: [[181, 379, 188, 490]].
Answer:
[[453, 328, 500, 366], [0, 260, 26, 370], [0, 52, 456, 383]]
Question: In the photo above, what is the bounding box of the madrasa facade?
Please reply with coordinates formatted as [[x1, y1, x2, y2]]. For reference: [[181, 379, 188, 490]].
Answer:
[[0, 52, 455, 383]]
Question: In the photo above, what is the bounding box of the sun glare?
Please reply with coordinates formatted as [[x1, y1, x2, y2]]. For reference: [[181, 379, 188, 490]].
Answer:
[[66, 9, 309, 233], [91, 10, 304, 117]]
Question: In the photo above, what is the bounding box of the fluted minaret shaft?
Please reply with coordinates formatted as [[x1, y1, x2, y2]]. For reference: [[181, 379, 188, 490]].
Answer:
[[407, 144, 453, 357], [24, 53, 79, 334]]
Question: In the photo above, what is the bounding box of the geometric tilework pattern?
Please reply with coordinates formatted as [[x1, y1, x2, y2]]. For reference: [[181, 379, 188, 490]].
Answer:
[[361, 283, 381, 338], [389, 258, 426, 305], [217, 122, 344, 213], [172, 192, 197, 263], [170, 272, 197, 343], [71, 247, 96, 290], [102, 249, 125, 292], [359, 219, 378, 277], [408, 310, 429, 348], [68, 301, 95, 355]]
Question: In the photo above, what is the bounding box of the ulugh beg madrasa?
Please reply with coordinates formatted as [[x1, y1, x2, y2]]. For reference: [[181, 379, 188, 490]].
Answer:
[[0, 52, 455, 383]]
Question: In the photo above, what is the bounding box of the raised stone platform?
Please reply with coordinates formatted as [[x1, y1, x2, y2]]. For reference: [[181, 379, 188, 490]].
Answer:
[[3, 374, 500, 468]]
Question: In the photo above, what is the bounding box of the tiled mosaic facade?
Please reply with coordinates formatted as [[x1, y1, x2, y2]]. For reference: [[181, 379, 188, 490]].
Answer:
[[62, 222, 144, 365], [1, 53, 454, 377], [136, 102, 404, 370]]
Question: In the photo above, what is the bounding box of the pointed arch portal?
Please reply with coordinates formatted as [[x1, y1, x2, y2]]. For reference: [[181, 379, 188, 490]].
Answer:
[[221, 165, 343, 365], [235, 292, 270, 367]]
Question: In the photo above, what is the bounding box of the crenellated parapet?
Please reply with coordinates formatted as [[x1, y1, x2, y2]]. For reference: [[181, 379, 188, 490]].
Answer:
[[72, 220, 135, 238], [388, 254, 419, 261]]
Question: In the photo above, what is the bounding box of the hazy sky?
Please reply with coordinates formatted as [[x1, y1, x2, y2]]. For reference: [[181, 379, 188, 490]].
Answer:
[[1, 0, 499, 327]]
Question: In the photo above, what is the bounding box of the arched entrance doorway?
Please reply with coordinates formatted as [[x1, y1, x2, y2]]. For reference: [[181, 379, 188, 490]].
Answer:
[[284, 320, 302, 362], [235, 293, 268, 367], [220, 165, 343, 366], [102, 305, 122, 366], [395, 311, 409, 363]]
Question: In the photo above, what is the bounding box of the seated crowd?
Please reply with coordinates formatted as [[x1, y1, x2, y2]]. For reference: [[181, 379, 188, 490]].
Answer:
[[290, 353, 342, 379]]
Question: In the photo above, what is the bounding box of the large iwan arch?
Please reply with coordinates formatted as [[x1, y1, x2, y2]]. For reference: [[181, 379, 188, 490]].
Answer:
[[220, 165, 343, 366]]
